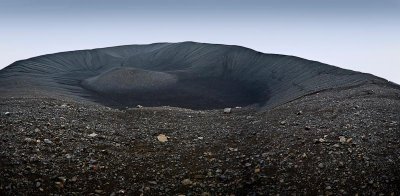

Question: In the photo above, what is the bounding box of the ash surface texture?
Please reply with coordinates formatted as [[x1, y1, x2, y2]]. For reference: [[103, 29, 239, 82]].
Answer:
[[0, 42, 400, 195]]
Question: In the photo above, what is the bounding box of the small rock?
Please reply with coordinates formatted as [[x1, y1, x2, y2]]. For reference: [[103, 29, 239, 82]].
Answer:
[[254, 168, 261, 173], [36, 182, 41, 187], [148, 181, 157, 185], [223, 108, 232, 114], [4, 112, 11, 116], [24, 138, 34, 143], [369, 180, 374, 184], [181, 178, 192, 186], [58, 177, 67, 183], [245, 163, 252, 167], [297, 111, 303, 115], [333, 144, 340, 148], [88, 133, 98, 137], [304, 126, 311, 130], [54, 181, 63, 188], [228, 147, 238, 152], [197, 137, 204, 140], [157, 134, 168, 142], [339, 136, 346, 143], [95, 190, 103, 194], [318, 163, 324, 168], [70, 176, 78, 182], [326, 186, 332, 190], [280, 121, 286, 125], [44, 139, 52, 144], [136, 105, 143, 108]]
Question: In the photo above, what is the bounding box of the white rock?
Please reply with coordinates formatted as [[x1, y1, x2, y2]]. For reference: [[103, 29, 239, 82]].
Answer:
[[223, 108, 231, 113], [88, 133, 98, 137], [228, 147, 238, 152], [44, 139, 52, 144]]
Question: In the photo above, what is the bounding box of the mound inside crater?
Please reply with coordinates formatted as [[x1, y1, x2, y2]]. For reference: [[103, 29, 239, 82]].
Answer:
[[82, 67, 264, 109]]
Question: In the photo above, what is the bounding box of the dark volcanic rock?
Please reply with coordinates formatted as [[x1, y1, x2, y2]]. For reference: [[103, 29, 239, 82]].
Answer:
[[0, 83, 399, 195], [0, 42, 388, 110]]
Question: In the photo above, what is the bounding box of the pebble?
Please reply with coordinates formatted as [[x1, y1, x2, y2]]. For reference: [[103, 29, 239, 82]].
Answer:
[[326, 186, 332, 190], [297, 111, 303, 115], [88, 133, 98, 137], [157, 134, 168, 142], [318, 163, 324, 168], [148, 181, 157, 185], [95, 190, 103, 193], [54, 181, 63, 188], [223, 108, 232, 114], [44, 139, 52, 144], [228, 147, 238, 152], [181, 178, 193, 186], [333, 144, 340, 148], [339, 136, 346, 143]]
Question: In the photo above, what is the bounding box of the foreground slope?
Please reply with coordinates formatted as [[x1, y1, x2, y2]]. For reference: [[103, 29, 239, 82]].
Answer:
[[0, 42, 388, 110], [1, 82, 399, 194]]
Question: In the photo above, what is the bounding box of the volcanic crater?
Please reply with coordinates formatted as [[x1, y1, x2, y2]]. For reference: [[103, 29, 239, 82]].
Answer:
[[0, 42, 386, 110]]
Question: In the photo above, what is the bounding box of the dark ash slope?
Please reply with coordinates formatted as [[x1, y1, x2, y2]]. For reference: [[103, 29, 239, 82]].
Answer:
[[0, 42, 388, 110]]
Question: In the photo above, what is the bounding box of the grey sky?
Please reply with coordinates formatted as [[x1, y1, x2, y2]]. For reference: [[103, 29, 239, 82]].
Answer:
[[1, 0, 399, 83]]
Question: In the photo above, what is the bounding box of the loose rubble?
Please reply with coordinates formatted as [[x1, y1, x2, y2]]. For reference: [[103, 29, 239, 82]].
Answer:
[[0, 83, 399, 195]]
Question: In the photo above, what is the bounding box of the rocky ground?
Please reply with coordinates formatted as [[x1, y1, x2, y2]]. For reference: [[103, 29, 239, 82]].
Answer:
[[1, 82, 399, 195]]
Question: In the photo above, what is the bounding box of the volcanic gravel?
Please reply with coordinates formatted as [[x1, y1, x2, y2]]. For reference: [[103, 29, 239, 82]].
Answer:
[[1, 82, 399, 195]]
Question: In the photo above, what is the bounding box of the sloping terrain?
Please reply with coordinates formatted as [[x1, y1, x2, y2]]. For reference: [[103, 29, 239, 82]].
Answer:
[[0, 42, 387, 110], [0, 82, 399, 195]]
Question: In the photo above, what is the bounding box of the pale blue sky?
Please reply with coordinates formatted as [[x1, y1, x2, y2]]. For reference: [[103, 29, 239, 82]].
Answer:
[[1, 0, 399, 83]]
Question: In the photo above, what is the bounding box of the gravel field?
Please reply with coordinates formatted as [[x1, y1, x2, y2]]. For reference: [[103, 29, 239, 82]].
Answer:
[[1, 82, 400, 195]]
